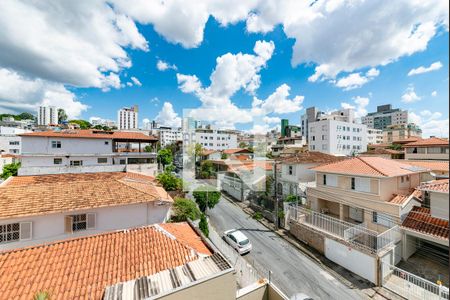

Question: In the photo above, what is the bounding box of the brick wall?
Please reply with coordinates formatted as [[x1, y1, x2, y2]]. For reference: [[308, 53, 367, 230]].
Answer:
[[289, 220, 325, 254]]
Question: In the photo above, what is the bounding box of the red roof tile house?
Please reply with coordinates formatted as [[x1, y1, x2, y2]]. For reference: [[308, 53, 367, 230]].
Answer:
[[400, 179, 449, 286], [18, 129, 159, 176], [307, 157, 429, 232], [0, 172, 173, 251], [404, 137, 449, 161]]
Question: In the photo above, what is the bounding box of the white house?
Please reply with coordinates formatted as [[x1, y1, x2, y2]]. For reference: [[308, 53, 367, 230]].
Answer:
[[0, 126, 29, 154], [195, 126, 238, 151], [0, 172, 173, 251], [18, 129, 159, 175]]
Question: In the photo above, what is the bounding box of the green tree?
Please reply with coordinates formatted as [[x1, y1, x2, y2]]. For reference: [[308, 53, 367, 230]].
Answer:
[[199, 213, 209, 237], [1, 162, 20, 179], [171, 198, 201, 222], [199, 160, 216, 179], [57, 109, 68, 123], [388, 143, 402, 151], [16, 112, 35, 120], [239, 141, 248, 148], [285, 194, 298, 203], [144, 145, 154, 152], [193, 186, 221, 213], [221, 153, 228, 159], [68, 119, 91, 129], [156, 171, 182, 191], [157, 148, 173, 169]]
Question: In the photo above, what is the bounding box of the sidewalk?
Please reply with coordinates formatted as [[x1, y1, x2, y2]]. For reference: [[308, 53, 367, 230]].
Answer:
[[221, 194, 405, 300]]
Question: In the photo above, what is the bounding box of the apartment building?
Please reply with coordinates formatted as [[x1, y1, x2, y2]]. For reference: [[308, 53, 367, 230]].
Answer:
[[37, 105, 58, 126], [159, 126, 183, 147], [307, 157, 428, 232], [362, 104, 408, 130], [195, 126, 238, 151], [367, 128, 383, 145], [90, 117, 117, 128], [18, 129, 158, 175], [308, 118, 367, 156], [0, 172, 173, 251], [383, 123, 422, 143], [404, 137, 449, 161], [117, 105, 138, 130], [271, 137, 306, 157], [275, 151, 344, 200], [300, 106, 322, 140], [0, 116, 35, 130]]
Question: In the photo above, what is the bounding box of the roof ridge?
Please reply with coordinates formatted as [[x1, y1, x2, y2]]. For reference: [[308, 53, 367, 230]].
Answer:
[[358, 157, 388, 176]]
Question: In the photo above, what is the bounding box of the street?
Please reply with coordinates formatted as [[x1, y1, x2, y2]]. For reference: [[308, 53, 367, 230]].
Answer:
[[208, 197, 366, 300]]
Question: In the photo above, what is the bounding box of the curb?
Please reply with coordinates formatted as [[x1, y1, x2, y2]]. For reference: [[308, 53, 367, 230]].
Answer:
[[220, 194, 357, 290]]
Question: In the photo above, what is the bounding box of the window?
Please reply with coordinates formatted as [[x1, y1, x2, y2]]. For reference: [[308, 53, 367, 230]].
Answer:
[[53, 158, 62, 165], [119, 159, 126, 164], [288, 166, 293, 175], [322, 135, 326, 140], [0, 222, 32, 244], [51, 141, 62, 148], [323, 174, 327, 185], [97, 158, 107, 164], [65, 213, 95, 233], [355, 177, 371, 192], [372, 211, 393, 227], [70, 160, 83, 166], [9, 141, 19, 145], [351, 177, 356, 190], [322, 144, 327, 150], [312, 136, 315, 141], [104, 141, 109, 145]]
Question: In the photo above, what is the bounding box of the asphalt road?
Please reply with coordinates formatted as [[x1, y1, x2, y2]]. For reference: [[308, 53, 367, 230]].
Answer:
[[208, 197, 365, 300]]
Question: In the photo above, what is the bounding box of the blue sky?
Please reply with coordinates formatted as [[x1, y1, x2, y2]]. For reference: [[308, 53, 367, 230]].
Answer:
[[0, 1, 448, 136]]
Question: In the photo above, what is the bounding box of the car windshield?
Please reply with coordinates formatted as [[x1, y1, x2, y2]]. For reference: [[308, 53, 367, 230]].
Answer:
[[239, 239, 249, 246]]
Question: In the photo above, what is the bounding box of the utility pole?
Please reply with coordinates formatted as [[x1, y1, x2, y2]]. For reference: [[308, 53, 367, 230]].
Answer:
[[274, 160, 279, 230]]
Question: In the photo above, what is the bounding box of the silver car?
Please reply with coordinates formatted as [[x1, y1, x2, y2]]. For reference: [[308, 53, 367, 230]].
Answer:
[[223, 229, 252, 255]]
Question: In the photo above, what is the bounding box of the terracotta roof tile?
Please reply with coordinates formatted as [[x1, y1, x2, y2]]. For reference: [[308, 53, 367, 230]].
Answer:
[[389, 194, 409, 205], [278, 151, 346, 164], [399, 160, 449, 172], [360, 148, 403, 155], [159, 223, 212, 255], [402, 206, 449, 240], [20, 129, 158, 141], [419, 179, 449, 193], [0, 172, 172, 220], [311, 156, 429, 177], [0, 223, 209, 299], [223, 148, 252, 154], [201, 149, 219, 156], [404, 137, 449, 147]]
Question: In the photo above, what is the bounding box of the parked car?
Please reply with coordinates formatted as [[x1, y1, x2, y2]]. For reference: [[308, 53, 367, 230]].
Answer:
[[223, 229, 252, 255]]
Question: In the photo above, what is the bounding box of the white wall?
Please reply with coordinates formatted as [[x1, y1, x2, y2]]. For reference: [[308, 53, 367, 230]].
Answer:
[[0, 202, 171, 251], [0, 135, 21, 154], [195, 131, 238, 151], [325, 238, 377, 284], [430, 192, 449, 220], [21, 136, 113, 155]]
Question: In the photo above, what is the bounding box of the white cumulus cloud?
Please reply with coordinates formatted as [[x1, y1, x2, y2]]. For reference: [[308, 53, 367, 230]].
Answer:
[[334, 68, 380, 90], [408, 61, 443, 76], [156, 60, 178, 71], [340, 96, 370, 118], [401, 86, 421, 103], [155, 102, 182, 128], [410, 111, 448, 138]]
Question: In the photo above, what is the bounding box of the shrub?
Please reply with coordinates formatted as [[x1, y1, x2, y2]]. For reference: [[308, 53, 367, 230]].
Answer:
[[156, 171, 182, 191], [285, 194, 299, 203], [193, 186, 221, 213], [1, 162, 20, 179], [199, 214, 209, 237], [252, 212, 263, 220], [172, 198, 201, 222]]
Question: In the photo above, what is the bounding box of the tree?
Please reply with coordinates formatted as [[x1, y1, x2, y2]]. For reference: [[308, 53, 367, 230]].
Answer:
[[157, 148, 173, 169], [388, 143, 402, 151], [285, 194, 299, 203], [199, 213, 209, 237], [1, 162, 20, 179], [199, 160, 216, 179], [171, 198, 201, 222], [144, 145, 154, 152], [57, 109, 68, 124], [68, 119, 91, 129], [221, 153, 228, 159], [193, 186, 221, 213], [16, 112, 35, 120], [156, 171, 182, 191], [239, 141, 248, 149]]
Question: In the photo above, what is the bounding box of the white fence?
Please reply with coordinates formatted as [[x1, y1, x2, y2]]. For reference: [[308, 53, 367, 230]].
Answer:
[[287, 205, 401, 254], [382, 262, 449, 300]]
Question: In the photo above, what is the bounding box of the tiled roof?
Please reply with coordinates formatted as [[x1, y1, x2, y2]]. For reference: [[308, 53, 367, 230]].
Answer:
[[0, 223, 210, 299], [0, 154, 20, 158], [278, 151, 346, 164], [20, 129, 158, 141], [388, 189, 422, 205], [400, 160, 449, 172], [402, 206, 449, 240], [404, 137, 449, 147], [311, 156, 429, 177], [201, 149, 219, 156], [159, 223, 212, 255], [392, 137, 421, 144], [418, 179, 449, 193], [0, 172, 172, 220], [360, 148, 403, 155], [223, 148, 252, 154]]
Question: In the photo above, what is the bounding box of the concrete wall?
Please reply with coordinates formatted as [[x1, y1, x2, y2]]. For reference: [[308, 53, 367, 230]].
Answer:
[[18, 164, 127, 176], [21, 136, 113, 155], [0, 135, 21, 154], [289, 221, 325, 253], [430, 192, 449, 220], [325, 238, 377, 284], [160, 271, 236, 300], [0, 202, 170, 251]]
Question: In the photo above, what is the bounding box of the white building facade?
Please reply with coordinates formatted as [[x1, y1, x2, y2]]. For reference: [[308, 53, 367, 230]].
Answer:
[[0, 127, 29, 154], [367, 128, 384, 145], [159, 126, 183, 147], [117, 106, 138, 130], [37, 106, 58, 126], [308, 119, 368, 156], [195, 128, 238, 150]]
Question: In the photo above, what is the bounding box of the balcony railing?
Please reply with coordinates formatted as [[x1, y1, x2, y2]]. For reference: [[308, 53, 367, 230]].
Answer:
[[287, 205, 401, 254]]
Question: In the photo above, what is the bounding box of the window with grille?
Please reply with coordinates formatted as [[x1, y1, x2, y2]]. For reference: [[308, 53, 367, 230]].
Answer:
[[54, 158, 62, 165], [97, 157, 107, 164], [70, 160, 83, 166], [0, 223, 20, 243], [72, 214, 87, 232], [65, 213, 96, 233], [51, 141, 62, 148]]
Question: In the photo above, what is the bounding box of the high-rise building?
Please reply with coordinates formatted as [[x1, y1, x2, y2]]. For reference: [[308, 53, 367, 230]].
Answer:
[[37, 106, 58, 126], [117, 105, 138, 130], [383, 123, 422, 143], [362, 104, 408, 130], [300, 107, 323, 140]]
